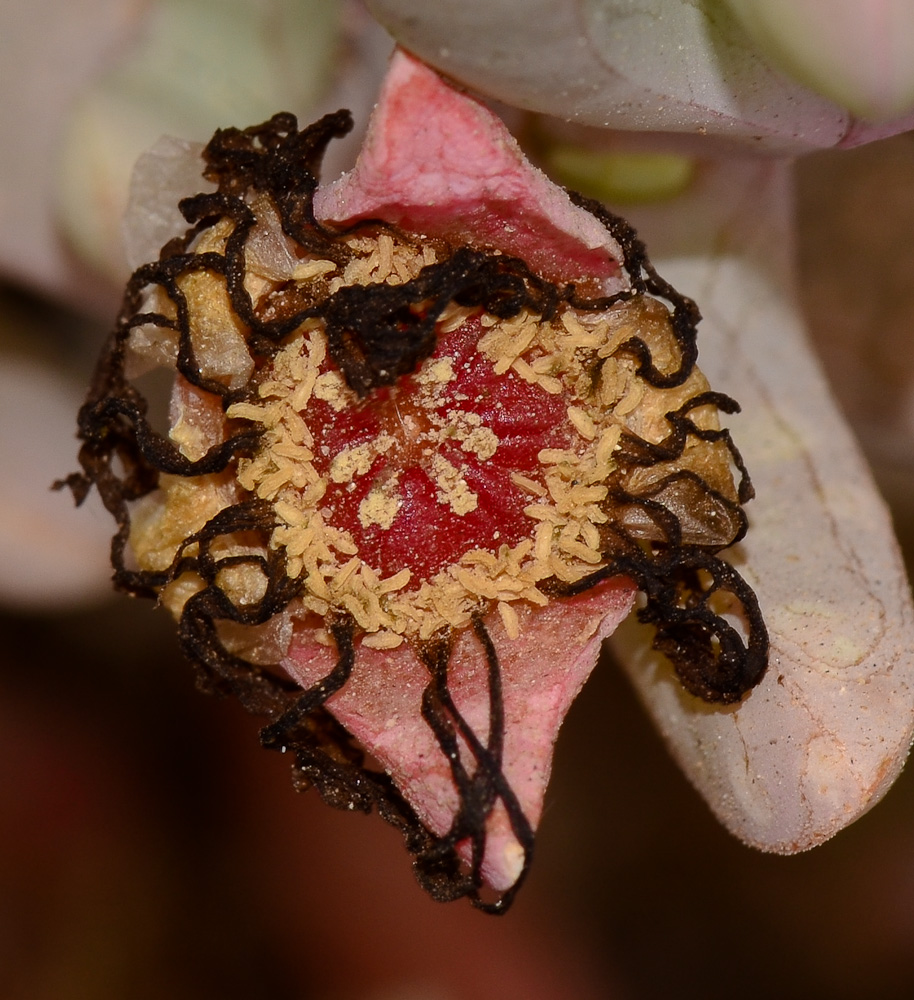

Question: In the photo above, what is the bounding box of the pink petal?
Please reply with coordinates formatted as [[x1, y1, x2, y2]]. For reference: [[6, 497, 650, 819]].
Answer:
[[314, 48, 625, 288], [284, 578, 635, 890]]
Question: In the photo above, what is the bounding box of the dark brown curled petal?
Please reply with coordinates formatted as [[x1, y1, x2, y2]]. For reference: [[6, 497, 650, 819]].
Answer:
[[635, 549, 769, 702], [260, 617, 359, 750], [617, 471, 747, 548], [543, 548, 768, 704], [567, 190, 701, 388]]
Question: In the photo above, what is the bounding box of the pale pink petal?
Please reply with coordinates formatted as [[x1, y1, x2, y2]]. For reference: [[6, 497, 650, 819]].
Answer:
[[305, 51, 645, 888]]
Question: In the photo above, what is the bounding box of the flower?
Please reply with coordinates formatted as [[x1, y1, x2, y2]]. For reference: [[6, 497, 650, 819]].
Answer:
[[3, 0, 914, 894]]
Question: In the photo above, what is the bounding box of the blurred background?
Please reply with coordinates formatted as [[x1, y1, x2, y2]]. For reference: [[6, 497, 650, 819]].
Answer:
[[3, 2, 914, 998]]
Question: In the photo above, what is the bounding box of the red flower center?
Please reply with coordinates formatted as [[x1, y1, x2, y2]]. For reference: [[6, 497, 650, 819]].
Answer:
[[308, 318, 574, 581]]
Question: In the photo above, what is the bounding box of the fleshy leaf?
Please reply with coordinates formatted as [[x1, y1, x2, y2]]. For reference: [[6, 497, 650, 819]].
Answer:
[[366, 0, 914, 152], [613, 158, 914, 850], [725, 0, 914, 123]]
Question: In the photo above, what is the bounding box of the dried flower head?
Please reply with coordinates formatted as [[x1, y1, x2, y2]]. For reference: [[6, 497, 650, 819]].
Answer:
[[65, 53, 765, 910]]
